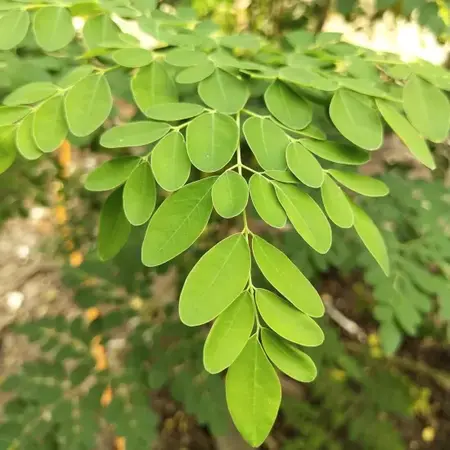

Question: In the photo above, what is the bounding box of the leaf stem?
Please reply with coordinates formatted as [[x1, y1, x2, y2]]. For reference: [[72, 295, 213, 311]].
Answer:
[[242, 108, 269, 119]]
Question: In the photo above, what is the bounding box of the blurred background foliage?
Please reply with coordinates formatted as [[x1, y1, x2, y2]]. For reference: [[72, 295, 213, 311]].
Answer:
[[0, 0, 449, 449]]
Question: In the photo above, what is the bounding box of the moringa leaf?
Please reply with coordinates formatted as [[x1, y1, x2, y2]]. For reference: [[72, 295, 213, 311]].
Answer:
[[212, 171, 249, 218], [301, 138, 370, 165], [186, 113, 238, 172], [123, 162, 156, 226], [65, 74, 112, 137], [286, 142, 324, 188], [252, 236, 324, 317], [226, 335, 281, 448], [112, 48, 153, 68], [261, 329, 317, 383], [166, 48, 208, 67], [249, 174, 287, 228], [16, 114, 42, 161], [243, 117, 289, 171], [264, 80, 312, 130], [33, 7, 75, 52], [0, 126, 16, 174], [4, 82, 59, 106], [142, 177, 215, 266], [179, 233, 251, 326], [321, 173, 354, 228], [0, 10, 29, 50], [175, 61, 215, 84], [330, 88, 383, 150], [328, 169, 389, 197], [256, 289, 324, 346], [151, 131, 191, 192], [100, 121, 170, 148], [203, 291, 254, 374], [198, 69, 249, 113], [145, 102, 204, 121], [0, 106, 29, 126]]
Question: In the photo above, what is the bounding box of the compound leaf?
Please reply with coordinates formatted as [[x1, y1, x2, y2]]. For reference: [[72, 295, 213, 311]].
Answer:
[[255, 289, 324, 346], [321, 173, 354, 228], [198, 69, 248, 113], [212, 171, 249, 218], [186, 112, 238, 172], [352, 204, 390, 276], [98, 189, 130, 261], [226, 335, 281, 448], [330, 88, 383, 150], [264, 81, 312, 130], [243, 117, 289, 171], [142, 177, 215, 266], [85, 157, 140, 191], [203, 291, 254, 374], [261, 329, 317, 383], [33, 6, 75, 52], [376, 98, 435, 169], [123, 162, 156, 226], [33, 96, 67, 153], [100, 121, 170, 148], [286, 142, 324, 188], [249, 174, 286, 228], [328, 169, 389, 197], [65, 74, 112, 137], [179, 233, 251, 326], [252, 236, 324, 317], [151, 131, 190, 192]]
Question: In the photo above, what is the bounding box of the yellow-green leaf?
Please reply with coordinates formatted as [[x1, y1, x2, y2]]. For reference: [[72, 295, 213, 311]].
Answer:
[[286, 142, 324, 188], [0, 10, 29, 50], [145, 103, 204, 121], [301, 138, 370, 165], [328, 169, 389, 197], [179, 233, 251, 326], [112, 48, 153, 68], [16, 114, 42, 161], [4, 82, 59, 106], [212, 171, 249, 218], [0, 126, 17, 174], [203, 291, 254, 374]]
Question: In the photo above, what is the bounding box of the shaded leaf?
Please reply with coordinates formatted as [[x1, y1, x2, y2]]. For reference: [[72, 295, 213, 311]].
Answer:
[[301, 138, 370, 165], [0, 126, 16, 174], [166, 49, 208, 67]]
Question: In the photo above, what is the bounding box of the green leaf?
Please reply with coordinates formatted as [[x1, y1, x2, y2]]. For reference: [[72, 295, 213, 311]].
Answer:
[[275, 183, 331, 254], [84, 157, 140, 191], [4, 82, 59, 106], [33, 7, 75, 52], [256, 289, 324, 346], [221, 33, 260, 51], [264, 169, 297, 184], [179, 233, 251, 326], [301, 138, 370, 165], [123, 162, 156, 226], [198, 69, 249, 114], [212, 171, 249, 218], [376, 99, 435, 169], [243, 117, 289, 171], [226, 335, 281, 448], [261, 329, 317, 382], [151, 131, 190, 192], [379, 321, 402, 355], [286, 142, 324, 188], [33, 96, 67, 153], [0, 106, 29, 126], [100, 121, 170, 148], [16, 114, 42, 161], [145, 103, 204, 121], [264, 81, 312, 130], [252, 236, 324, 317], [166, 48, 209, 67], [338, 78, 394, 100], [279, 66, 338, 91], [203, 291, 254, 374], [0, 126, 16, 174], [0, 10, 29, 50], [142, 177, 215, 266], [58, 65, 94, 89], [112, 48, 153, 68], [131, 62, 178, 116], [186, 112, 238, 172], [65, 74, 112, 137], [403, 74, 449, 143], [330, 88, 383, 150], [82, 14, 121, 49], [98, 189, 131, 261], [328, 169, 389, 197], [249, 174, 286, 228], [320, 173, 354, 228], [175, 61, 215, 84], [352, 204, 390, 275]]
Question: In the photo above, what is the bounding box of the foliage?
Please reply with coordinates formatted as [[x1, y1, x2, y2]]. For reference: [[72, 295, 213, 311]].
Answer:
[[0, 0, 449, 447]]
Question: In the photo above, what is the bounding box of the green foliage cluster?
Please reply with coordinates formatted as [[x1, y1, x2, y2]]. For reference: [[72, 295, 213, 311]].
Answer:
[[0, 0, 449, 447]]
